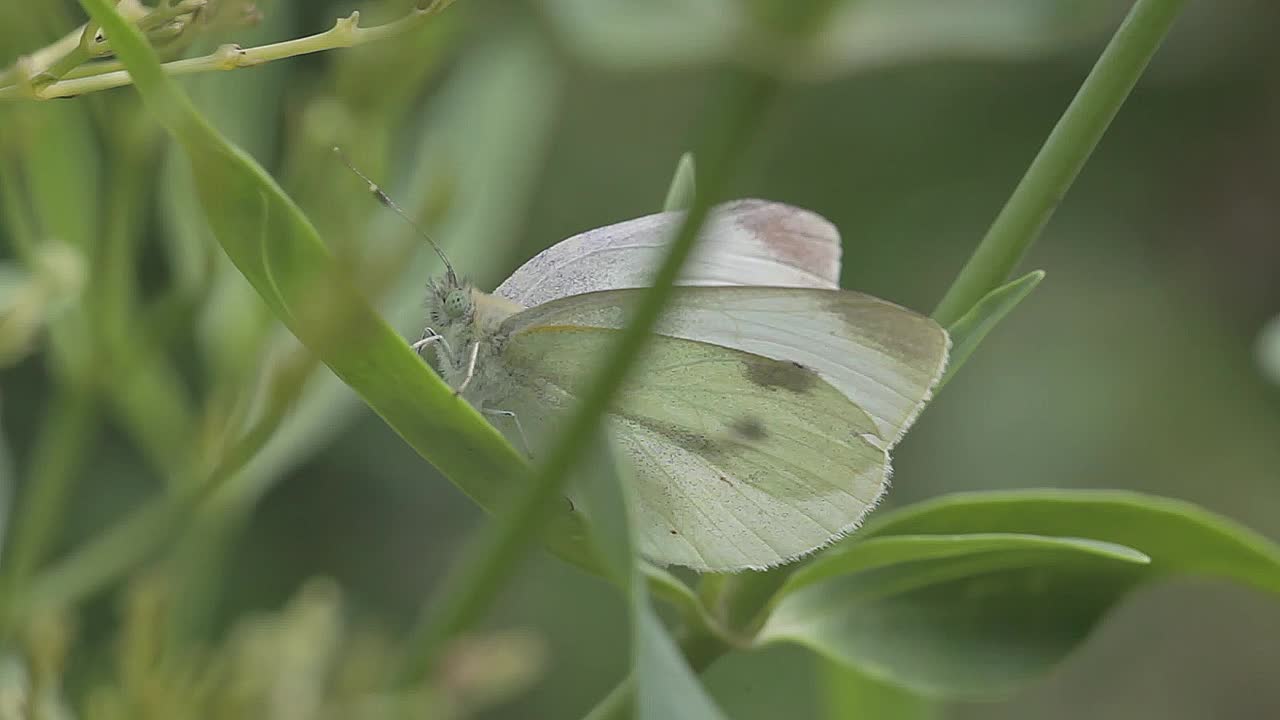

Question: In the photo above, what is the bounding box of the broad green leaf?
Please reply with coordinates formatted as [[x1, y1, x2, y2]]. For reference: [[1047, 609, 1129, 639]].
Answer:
[[662, 152, 698, 212], [78, 0, 596, 569], [579, 438, 727, 720], [940, 269, 1043, 385], [860, 490, 1280, 595], [758, 532, 1151, 697]]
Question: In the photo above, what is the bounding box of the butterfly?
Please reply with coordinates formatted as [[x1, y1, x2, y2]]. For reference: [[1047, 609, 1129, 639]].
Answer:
[[413, 199, 950, 572]]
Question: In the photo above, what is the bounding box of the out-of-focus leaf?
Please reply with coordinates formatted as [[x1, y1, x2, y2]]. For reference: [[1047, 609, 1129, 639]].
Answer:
[[940, 269, 1043, 385], [757, 533, 1150, 697], [22, 104, 100, 252], [542, 0, 1115, 76], [662, 152, 698, 212], [822, 660, 936, 720], [79, 0, 596, 568], [0, 394, 12, 558], [541, 0, 742, 70], [1257, 314, 1280, 386], [811, 0, 1116, 77], [579, 437, 727, 720]]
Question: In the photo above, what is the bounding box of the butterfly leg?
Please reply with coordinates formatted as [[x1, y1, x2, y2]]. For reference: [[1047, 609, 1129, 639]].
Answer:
[[455, 341, 481, 397], [412, 328, 453, 362], [483, 408, 533, 458]]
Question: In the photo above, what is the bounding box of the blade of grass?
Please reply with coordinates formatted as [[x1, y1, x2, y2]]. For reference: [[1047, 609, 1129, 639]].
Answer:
[[939, 270, 1044, 386], [931, 0, 1188, 326], [393, 71, 779, 685]]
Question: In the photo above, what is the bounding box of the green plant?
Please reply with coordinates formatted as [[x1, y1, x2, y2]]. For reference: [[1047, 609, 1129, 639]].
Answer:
[[1, 1, 1277, 718]]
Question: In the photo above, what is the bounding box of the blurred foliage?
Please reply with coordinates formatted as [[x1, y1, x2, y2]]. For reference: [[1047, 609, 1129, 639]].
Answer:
[[0, 0, 1278, 719]]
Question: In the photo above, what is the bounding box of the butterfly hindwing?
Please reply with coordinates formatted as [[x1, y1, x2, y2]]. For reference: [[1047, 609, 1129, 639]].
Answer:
[[493, 200, 842, 307]]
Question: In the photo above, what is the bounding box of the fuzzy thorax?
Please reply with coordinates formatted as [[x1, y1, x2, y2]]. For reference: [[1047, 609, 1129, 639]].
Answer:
[[425, 275, 525, 407]]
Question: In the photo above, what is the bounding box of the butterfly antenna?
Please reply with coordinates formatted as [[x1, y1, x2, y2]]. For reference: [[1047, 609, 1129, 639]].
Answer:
[[332, 146, 457, 282]]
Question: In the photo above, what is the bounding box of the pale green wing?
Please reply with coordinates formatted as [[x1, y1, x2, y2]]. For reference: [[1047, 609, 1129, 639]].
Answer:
[[501, 286, 950, 447], [496, 325, 888, 572]]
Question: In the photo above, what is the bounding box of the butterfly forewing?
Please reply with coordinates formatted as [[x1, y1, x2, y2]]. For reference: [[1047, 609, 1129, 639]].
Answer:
[[497, 325, 887, 571], [501, 286, 949, 447]]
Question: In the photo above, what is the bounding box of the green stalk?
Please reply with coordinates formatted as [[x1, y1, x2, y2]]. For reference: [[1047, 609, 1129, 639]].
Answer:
[[931, 0, 1188, 326], [393, 72, 779, 685], [0, 388, 96, 635]]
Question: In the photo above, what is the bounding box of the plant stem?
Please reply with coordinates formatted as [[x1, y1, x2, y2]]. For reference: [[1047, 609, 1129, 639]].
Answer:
[[580, 626, 729, 720], [393, 71, 779, 686], [0, 388, 96, 635], [931, 0, 1188, 326], [0, 356, 305, 631], [0, 4, 457, 101]]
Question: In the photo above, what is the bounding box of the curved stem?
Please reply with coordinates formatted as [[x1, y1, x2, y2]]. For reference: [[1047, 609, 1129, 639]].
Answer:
[[931, 0, 1189, 326]]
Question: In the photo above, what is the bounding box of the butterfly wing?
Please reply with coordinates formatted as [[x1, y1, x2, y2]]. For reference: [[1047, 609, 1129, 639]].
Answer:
[[502, 286, 949, 447], [496, 325, 887, 571], [493, 200, 842, 307]]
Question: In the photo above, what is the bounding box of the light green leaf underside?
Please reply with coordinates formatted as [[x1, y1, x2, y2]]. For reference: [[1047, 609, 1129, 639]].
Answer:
[[758, 532, 1151, 697], [501, 326, 886, 572], [503, 286, 950, 446], [760, 491, 1280, 698]]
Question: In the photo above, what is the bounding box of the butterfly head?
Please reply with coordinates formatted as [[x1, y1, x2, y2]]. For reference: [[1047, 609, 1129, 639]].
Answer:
[[428, 274, 475, 328]]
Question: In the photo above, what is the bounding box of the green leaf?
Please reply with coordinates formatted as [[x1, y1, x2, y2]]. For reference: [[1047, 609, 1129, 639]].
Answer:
[[579, 436, 727, 720], [822, 661, 937, 720], [762, 491, 1280, 698], [76, 0, 596, 567], [662, 152, 698, 212], [860, 490, 1280, 595], [940, 269, 1043, 385], [757, 532, 1151, 697]]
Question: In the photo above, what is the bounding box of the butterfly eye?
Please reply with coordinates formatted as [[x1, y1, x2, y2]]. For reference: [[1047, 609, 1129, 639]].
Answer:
[[443, 290, 469, 318]]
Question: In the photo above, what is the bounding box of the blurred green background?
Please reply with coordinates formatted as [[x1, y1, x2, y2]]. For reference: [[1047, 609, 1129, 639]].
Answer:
[[1, 0, 1278, 718]]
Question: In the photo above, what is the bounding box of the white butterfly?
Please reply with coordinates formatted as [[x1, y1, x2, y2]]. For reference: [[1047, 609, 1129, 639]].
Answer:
[[419, 200, 949, 572]]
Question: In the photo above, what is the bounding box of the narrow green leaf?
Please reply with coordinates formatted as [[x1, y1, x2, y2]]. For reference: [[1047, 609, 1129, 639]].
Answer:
[[860, 490, 1280, 595], [758, 532, 1151, 697], [76, 0, 596, 566], [932, 0, 1189, 326], [775, 532, 1147, 601], [662, 152, 697, 212], [578, 437, 728, 720], [940, 269, 1043, 385]]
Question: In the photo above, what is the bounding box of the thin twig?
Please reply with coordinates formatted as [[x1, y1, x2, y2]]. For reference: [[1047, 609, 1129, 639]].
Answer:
[[0, 2, 455, 101]]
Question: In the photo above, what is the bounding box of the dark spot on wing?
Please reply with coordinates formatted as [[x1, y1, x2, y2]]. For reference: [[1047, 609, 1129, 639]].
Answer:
[[730, 416, 768, 441], [742, 356, 819, 394], [669, 529, 678, 535]]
